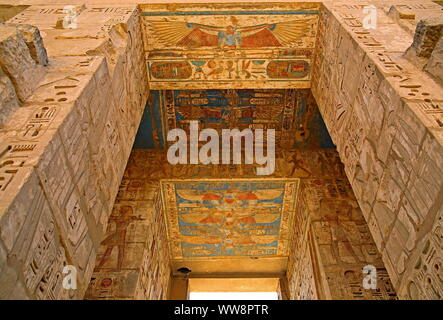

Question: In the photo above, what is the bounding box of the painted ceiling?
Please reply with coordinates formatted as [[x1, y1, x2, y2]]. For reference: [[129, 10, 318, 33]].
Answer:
[[140, 2, 320, 89], [133, 89, 335, 150], [160, 179, 300, 259], [134, 3, 331, 265]]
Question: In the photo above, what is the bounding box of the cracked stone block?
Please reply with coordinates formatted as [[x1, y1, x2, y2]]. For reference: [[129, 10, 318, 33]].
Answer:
[[14, 24, 48, 66], [0, 24, 45, 101], [407, 16, 443, 58]]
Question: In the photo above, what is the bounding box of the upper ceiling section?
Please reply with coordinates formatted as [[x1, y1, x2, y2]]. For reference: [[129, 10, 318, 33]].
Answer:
[[140, 2, 321, 89]]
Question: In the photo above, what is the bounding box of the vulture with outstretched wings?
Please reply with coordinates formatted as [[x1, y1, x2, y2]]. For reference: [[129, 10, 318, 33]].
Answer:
[[176, 189, 283, 202], [148, 18, 313, 48]]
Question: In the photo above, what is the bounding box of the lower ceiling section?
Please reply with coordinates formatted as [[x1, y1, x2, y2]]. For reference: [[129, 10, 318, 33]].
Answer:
[[161, 179, 299, 275]]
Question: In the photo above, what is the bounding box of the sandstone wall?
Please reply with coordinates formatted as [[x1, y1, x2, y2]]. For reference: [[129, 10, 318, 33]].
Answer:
[[0, 5, 28, 23], [0, 23, 46, 127], [84, 176, 170, 300], [84, 151, 172, 300], [311, 2, 443, 299], [286, 188, 319, 299], [308, 179, 395, 299], [286, 177, 396, 300], [0, 5, 148, 299]]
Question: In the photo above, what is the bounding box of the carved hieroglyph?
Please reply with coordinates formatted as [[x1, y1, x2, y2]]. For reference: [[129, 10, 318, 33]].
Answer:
[[85, 186, 170, 300], [140, 2, 320, 89], [311, 2, 442, 299], [0, 4, 149, 299]]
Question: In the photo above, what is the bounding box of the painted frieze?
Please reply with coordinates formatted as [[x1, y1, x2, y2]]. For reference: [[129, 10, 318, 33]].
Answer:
[[140, 3, 320, 89]]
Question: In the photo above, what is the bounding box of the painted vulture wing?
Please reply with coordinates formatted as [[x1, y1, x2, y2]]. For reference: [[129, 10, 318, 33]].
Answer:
[[149, 18, 314, 48], [148, 21, 222, 47], [237, 19, 314, 47]]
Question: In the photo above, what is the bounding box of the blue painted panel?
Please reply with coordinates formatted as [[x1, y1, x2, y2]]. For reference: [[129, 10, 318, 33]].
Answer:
[[133, 89, 335, 150]]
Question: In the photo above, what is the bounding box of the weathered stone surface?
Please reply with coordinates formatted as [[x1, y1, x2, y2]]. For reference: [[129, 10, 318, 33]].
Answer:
[[407, 16, 443, 58], [0, 5, 28, 23], [312, 2, 443, 299], [85, 166, 171, 300], [387, 2, 443, 36], [425, 37, 443, 84], [14, 23, 48, 65], [0, 68, 19, 128], [0, 23, 45, 101], [0, 170, 75, 299], [296, 179, 396, 300], [0, 5, 148, 299]]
